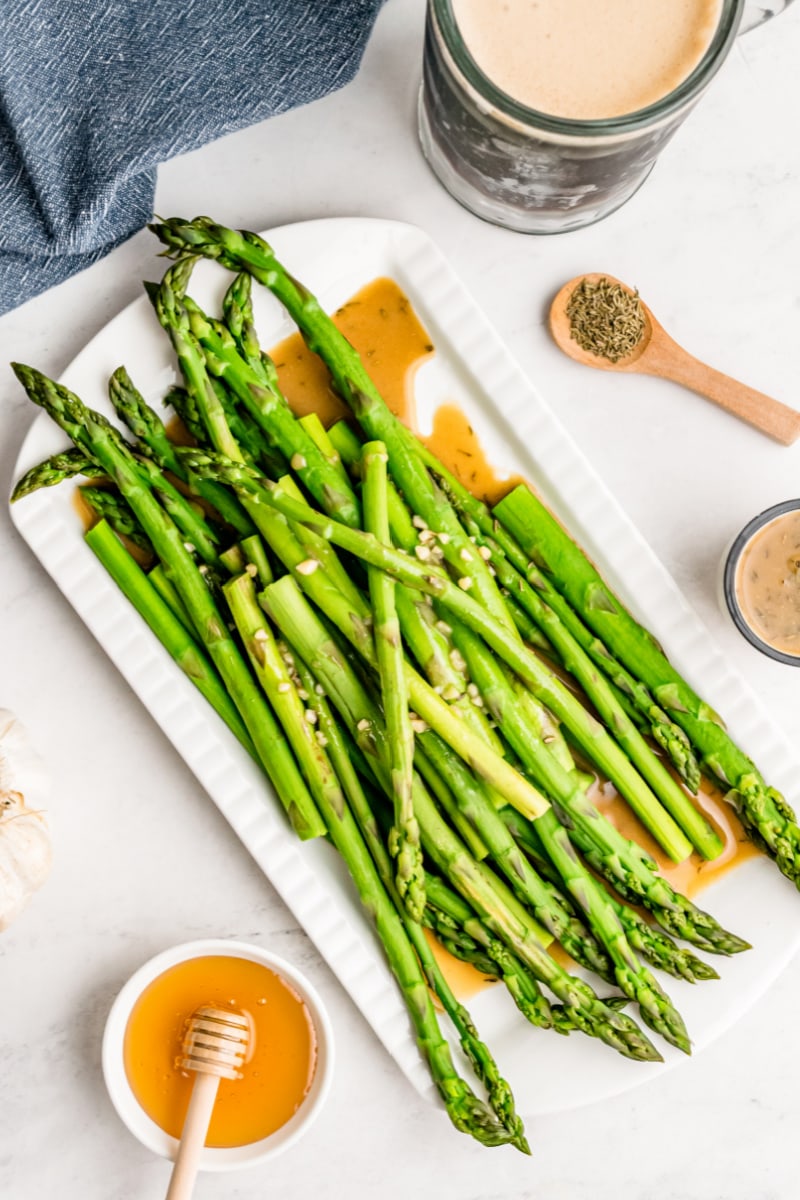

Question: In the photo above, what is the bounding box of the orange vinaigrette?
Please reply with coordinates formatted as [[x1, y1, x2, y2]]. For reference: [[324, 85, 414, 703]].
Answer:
[[123, 955, 317, 1148]]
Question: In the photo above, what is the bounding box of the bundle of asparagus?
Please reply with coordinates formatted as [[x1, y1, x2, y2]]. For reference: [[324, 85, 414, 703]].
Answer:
[[12, 217, 800, 1152]]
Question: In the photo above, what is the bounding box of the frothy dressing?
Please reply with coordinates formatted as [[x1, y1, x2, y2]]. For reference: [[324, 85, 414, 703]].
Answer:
[[735, 509, 800, 658], [452, 0, 723, 120]]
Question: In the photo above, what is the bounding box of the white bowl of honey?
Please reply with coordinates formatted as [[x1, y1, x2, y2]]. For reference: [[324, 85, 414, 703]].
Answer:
[[102, 939, 334, 1170]]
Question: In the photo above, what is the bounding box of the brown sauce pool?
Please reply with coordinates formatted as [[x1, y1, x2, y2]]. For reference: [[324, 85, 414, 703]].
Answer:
[[272, 277, 435, 429]]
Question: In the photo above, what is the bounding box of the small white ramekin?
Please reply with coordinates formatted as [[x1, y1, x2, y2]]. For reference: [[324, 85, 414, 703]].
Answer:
[[102, 938, 334, 1171]]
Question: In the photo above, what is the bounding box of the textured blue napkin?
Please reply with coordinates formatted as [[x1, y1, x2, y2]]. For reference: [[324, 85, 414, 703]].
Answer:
[[0, 0, 385, 315]]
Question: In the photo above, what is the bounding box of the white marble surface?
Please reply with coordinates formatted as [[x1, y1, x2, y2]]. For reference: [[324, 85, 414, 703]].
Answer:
[[2, 3, 800, 1196]]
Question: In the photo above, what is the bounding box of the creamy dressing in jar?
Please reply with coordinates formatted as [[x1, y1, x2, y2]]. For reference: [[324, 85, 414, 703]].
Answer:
[[452, 0, 723, 119]]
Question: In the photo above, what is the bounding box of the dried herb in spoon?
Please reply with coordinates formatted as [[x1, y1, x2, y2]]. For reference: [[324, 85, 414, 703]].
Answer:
[[566, 277, 645, 363]]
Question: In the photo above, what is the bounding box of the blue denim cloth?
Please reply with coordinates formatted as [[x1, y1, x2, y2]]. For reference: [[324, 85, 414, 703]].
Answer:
[[0, 0, 384, 314]]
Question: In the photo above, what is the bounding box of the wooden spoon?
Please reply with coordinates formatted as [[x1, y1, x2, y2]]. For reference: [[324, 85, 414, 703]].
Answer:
[[165, 1005, 251, 1200], [549, 273, 800, 446]]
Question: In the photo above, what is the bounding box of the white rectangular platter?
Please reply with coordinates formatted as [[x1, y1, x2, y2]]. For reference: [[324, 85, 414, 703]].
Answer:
[[10, 218, 800, 1117]]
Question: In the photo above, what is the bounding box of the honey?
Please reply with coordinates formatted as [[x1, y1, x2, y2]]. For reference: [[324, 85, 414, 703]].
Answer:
[[123, 955, 317, 1148]]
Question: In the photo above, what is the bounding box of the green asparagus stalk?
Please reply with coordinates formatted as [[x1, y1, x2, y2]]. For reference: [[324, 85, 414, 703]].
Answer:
[[150, 218, 513, 629], [422, 903, 502, 981], [127, 452, 221, 567], [422, 876, 554, 1031], [263, 574, 660, 1062], [298, 412, 354, 494], [85, 519, 254, 754], [495, 483, 800, 887], [194, 454, 742, 955], [219, 544, 246, 574], [416, 728, 613, 982], [11, 447, 98, 500], [11, 363, 325, 842], [287, 650, 527, 1148], [174, 280, 362, 528], [417, 447, 702, 792], [240, 533, 273, 586], [449, 623, 690, 1051], [453, 513, 719, 860], [178, 452, 716, 867], [362, 441, 425, 921], [413, 743, 491, 861], [81, 486, 154, 554], [498, 807, 719, 984], [329, 416, 565, 792], [221, 272, 275, 383], [163, 385, 207, 444], [422, 873, 629, 1037], [210, 375, 289, 479], [223, 572, 348, 826], [148, 562, 195, 632], [108, 365, 254, 536]]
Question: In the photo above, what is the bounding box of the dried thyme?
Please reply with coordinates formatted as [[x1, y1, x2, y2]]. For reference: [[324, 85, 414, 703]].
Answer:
[[566, 277, 646, 363]]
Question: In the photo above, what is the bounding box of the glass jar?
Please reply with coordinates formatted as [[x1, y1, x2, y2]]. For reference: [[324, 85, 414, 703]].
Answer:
[[418, 0, 786, 234], [721, 500, 800, 667]]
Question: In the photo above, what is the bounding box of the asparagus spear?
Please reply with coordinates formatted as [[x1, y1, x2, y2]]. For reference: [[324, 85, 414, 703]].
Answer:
[[414, 744, 491, 861], [422, 873, 629, 1037], [229, 462, 611, 976], [11, 447, 98, 500], [183, 449, 746, 955], [12, 417, 220, 571], [177, 451, 697, 843], [452, 512, 719, 860], [240, 533, 273, 587], [221, 271, 286, 399], [85, 520, 254, 754], [263, 574, 661, 1062], [416, 728, 613, 981], [108, 365, 254, 536], [422, 902, 502, 982], [450, 625, 690, 1051], [416, 447, 702, 792], [498, 807, 719, 984], [209, 375, 289, 479], [80, 486, 154, 554], [149, 217, 514, 629], [11, 363, 325, 843], [131, 452, 221, 567], [164, 384, 207, 443], [422, 881, 553, 1031], [287, 650, 527, 1148], [495, 483, 800, 887], [362, 441, 425, 921], [158, 256, 361, 528], [148, 562, 195, 632], [329, 415, 571, 792]]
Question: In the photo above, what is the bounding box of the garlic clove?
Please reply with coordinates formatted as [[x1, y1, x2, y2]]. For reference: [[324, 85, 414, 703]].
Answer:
[[0, 710, 52, 931]]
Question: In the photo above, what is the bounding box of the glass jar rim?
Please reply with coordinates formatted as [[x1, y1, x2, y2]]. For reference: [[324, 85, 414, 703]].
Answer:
[[723, 499, 800, 667], [431, 0, 746, 136]]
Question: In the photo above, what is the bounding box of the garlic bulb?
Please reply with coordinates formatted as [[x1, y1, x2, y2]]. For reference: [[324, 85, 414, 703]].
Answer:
[[0, 709, 52, 931]]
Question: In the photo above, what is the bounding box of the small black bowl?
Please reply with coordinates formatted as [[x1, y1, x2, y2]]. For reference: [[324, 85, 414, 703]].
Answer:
[[723, 499, 800, 667]]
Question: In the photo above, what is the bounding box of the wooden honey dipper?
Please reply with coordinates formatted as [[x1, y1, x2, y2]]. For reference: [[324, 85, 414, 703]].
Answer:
[[165, 1005, 251, 1200]]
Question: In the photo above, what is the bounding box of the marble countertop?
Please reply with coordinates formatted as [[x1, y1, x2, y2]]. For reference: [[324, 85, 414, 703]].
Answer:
[[3, 3, 800, 1197]]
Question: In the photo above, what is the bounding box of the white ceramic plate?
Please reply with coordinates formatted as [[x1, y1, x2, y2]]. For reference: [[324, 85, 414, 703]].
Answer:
[[10, 218, 800, 1118]]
